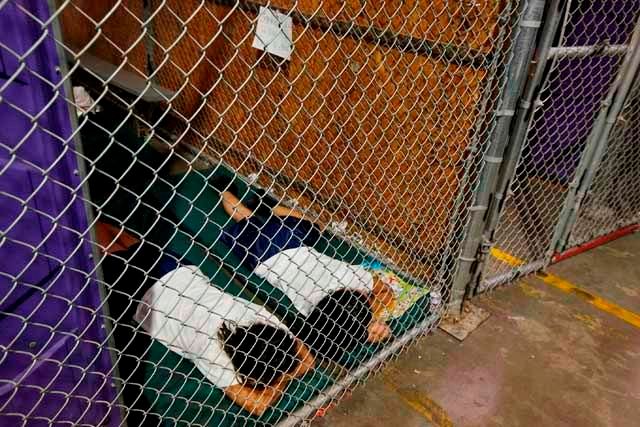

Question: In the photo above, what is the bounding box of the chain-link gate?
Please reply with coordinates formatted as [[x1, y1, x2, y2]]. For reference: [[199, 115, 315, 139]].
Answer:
[[475, 0, 640, 293], [1, 1, 529, 426], [565, 75, 640, 248]]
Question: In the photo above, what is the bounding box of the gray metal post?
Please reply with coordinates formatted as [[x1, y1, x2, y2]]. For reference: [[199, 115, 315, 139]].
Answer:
[[433, 0, 516, 303], [469, 0, 566, 294], [484, 0, 565, 240], [551, 17, 640, 252], [47, 2, 128, 425], [448, 0, 548, 315]]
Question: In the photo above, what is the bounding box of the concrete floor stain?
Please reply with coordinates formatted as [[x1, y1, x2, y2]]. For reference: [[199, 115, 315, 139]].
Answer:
[[493, 247, 640, 328], [518, 282, 547, 299], [381, 370, 453, 427], [572, 313, 603, 332]]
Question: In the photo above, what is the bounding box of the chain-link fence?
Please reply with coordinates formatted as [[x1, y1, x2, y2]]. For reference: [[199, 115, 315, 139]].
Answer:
[[476, 0, 640, 293], [1, 0, 531, 426], [5, 0, 640, 424]]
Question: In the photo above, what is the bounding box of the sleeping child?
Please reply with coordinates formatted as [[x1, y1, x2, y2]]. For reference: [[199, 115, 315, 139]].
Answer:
[[215, 184, 397, 361], [101, 237, 315, 416]]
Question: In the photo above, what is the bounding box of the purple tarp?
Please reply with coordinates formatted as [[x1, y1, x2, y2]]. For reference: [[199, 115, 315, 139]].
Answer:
[[0, 1, 118, 425]]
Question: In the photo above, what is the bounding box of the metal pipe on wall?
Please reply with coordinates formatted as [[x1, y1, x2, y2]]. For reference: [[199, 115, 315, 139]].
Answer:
[[448, 0, 548, 314], [548, 44, 628, 58]]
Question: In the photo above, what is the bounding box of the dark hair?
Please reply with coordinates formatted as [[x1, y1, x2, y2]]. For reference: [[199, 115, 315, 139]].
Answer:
[[304, 289, 373, 361], [219, 323, 299, 387]]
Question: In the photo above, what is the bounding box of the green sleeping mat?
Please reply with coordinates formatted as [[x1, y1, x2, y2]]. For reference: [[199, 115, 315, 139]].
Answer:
[[153, 165, 433, 367], [143, 339, 333, 427], [81, 109, 353, 425], [138, 229, 335, 427], [83, 112, 430, 425], [143, 340, 333, 427]]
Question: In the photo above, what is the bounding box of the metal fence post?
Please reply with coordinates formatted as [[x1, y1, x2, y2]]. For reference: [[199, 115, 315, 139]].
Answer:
[[448, 0, 548, 315], [46, 1, 129, 424], [483, 0, 565, 243], [466, 0, 566, 293], [551, 17, 640, 253]]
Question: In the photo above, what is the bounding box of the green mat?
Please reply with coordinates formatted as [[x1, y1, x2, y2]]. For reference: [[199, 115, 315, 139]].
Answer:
[[143, 339, 334, 427], [86, 128, 431, 424], [155, 165, 433, 367]]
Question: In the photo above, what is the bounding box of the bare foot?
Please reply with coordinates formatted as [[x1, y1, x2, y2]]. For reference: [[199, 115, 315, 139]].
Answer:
[[367, 320, 391, 343]]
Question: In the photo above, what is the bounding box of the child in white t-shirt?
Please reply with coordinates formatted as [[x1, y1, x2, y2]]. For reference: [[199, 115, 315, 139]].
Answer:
[[217, 187, 396, 361], [104, 243, 315, 416]]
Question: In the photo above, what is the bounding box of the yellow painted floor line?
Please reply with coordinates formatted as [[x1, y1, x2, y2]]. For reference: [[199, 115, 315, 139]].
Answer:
[[383, 377, 453, 427], [490, 247, 526, 266], [490, 248, 640, 329]]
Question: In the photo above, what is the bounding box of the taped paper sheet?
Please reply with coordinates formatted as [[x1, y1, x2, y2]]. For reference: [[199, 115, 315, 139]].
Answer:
[[252, 6, 293, 60]]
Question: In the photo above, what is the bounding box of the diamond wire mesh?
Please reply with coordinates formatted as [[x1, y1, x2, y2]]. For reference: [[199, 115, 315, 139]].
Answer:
[[567, 75, 640, 247], [478, 0, 640, 293], [1, 0, 522, 425]]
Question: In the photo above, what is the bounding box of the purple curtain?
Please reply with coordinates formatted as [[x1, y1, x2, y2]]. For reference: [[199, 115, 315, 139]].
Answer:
[[0, 1, 119, 425]]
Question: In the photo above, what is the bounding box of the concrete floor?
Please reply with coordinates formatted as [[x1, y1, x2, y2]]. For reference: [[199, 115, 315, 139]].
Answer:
[[314, 234, 640, 427]]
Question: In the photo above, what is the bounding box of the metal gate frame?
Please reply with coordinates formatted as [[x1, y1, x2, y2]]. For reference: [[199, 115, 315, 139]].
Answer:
[[552, 21, 640, 253], [464, 1, 640, 296], [559, 72, 640, 255]]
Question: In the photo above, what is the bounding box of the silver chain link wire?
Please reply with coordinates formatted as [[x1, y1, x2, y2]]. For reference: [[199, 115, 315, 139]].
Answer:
[[2, 0, 524, 424], [477, 0, 640, 293], [10, 0, 639, 426]]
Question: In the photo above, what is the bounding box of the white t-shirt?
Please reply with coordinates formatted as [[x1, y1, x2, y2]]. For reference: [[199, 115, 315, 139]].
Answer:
[[133, 266, 289, 388], [254, 246, 374, 316]]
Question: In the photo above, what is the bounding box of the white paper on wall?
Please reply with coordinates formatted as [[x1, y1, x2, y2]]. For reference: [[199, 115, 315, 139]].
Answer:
[[252, 6, 293, 60]]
